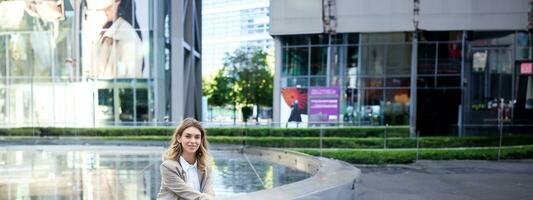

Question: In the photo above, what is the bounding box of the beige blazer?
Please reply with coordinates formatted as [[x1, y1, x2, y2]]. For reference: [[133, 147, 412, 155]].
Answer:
[[157, 159, 214, 200]]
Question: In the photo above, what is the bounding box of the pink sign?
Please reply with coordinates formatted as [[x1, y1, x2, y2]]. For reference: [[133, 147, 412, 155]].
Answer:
[[308, 87, 339, 122], [521, 62, 532, 75]]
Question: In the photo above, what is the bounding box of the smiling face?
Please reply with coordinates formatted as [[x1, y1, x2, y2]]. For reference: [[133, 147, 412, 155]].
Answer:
[[178, 127, 202, 156]]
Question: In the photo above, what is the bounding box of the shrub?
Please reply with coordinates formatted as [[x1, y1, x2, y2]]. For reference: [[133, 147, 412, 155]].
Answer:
[[296, 146, 533, 164]]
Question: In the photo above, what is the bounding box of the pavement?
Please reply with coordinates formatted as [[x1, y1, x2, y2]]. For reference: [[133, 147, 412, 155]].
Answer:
[[355, 160, 533, 200]]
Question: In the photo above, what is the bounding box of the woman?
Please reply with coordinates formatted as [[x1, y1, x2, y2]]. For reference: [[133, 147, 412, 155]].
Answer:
[[84, 0, 144, 78], [157, 118, 214, 200]]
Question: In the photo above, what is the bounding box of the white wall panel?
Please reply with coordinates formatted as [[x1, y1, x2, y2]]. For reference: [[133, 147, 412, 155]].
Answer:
[[419, 0, 528, 31], [270, 0, 323, 35], [336, 0, 414, 33]]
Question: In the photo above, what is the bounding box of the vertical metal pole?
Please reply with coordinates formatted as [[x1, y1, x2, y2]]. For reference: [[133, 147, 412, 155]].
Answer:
[[416, 130, 420, 161], [409, 33, 418, 137], [320, 125, 324, 157], [498, 98, 503, 161], [459, 31, 467, 136], [410, 0, 419, 137], [326, 34, 331, 86], [4, 37, 10, 127], [384, 124, 388, 149]]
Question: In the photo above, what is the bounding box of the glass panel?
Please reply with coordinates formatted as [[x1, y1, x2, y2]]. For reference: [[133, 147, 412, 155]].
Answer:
[[516, 32, 530, 60], [470, 32, 514, 46], [418, 43, 436, 74], [136, 88, 149, 123], [310, 76, 326, 86], [330, 34, 344, 44], [385, 44, 411, 75], [360, 45, 385, 75], [341, 87, 357, 124], [81, 1, 146, 79], [9, 78, 33, 127], [134, 0, 151, 31], [97, 88, 115, 124], [285, 77, 308, 87], [386, 77, 410, 88], [436, 76, 460, 88], [281, 35, 308, 46], [330, 46, 342, 85], [437, 42, 461, 74], [309, 34, 329, 45], [0, 36, 6, 77], [384, 89, 409, 125], [417, 76, 435, 88], [358, 89, 383, 125], [526, 77, 533, 110], [347, 33, 359, 45], [342, 46, 358, 88], [310, 46, 327, 76], [467, 48, 513, 124], [8, 33, 52, 77], [55, 31, 76, 80], [119, 88, 134, 123], [361, 33, 411, 43], [33, 81, 54, 126], [0, 84, 5, 123], [283, 48, 308, 76], [361, 77, 383, 88], [420, 31, 462, 42]]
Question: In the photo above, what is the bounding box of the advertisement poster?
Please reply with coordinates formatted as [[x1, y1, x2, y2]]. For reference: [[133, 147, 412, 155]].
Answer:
[[308, 87, 340, 122], [280, 87, 308, 123], [81, 0, 149, 79]]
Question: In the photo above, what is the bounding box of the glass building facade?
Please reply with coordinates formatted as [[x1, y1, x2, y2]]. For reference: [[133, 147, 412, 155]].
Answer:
[[0, 0, 202, 127], [279, 33, 412, 126], [271, 0, 533, 135], [276, 31, 533, 135]]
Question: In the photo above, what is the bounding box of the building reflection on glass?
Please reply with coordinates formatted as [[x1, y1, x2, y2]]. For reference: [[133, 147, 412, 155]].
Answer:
[[0, 146, 163, 200], [0, 146, 310, 199]]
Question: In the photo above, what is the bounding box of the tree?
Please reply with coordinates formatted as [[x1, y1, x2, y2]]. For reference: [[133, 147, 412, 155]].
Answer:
[[224, 48, 273, 122], [206, 67, 234, 107]]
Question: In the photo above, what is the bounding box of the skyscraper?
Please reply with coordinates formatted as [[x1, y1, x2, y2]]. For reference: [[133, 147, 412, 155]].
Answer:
[[202, 0, 273, 77]]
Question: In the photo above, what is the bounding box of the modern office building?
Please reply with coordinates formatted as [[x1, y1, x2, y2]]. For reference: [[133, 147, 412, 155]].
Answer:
[[0, 0, 202, 127], [202, 0, 272, 77], [271, 0, 533, 135]]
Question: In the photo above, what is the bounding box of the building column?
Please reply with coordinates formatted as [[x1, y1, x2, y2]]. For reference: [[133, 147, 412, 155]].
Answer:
[[409, 32, 418, 137], [153, 0, 166, 125], [273, 37, 282, 124], [170, 0, 202, 123]]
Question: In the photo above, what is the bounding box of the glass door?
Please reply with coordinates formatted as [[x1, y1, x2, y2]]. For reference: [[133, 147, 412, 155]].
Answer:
[[466, 47, 513, 125]]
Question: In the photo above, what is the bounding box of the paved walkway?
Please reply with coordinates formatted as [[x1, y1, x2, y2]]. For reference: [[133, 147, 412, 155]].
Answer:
[[355, 160, 533, 200]]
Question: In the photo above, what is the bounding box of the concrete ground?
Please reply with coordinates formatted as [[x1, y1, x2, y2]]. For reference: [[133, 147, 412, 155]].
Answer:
[[355, 160, 533, 200]]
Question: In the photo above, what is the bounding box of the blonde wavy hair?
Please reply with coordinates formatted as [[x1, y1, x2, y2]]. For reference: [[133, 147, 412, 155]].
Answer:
[[163, 118, 210, 172]]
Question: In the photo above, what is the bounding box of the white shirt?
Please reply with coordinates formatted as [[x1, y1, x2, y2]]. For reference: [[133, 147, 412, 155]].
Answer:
[[179, 156, 201, 192]]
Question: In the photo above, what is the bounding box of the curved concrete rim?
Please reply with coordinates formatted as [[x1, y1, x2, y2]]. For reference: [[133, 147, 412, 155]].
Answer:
[[220, 146, 361, 200]]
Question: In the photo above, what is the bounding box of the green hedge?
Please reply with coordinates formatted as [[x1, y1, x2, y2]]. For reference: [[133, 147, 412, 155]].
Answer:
[[0, 126, 409, 137], [207, 126, 409, 137], [296, 145, 533, 164], [0, 127, 175, 137], [1, 127, 531, 148], [209, 136, 533, 148], [47, 135, 533, 148]]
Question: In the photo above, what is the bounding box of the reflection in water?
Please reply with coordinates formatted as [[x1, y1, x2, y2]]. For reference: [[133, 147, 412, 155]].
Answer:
[[0, 145, 310, 199]]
